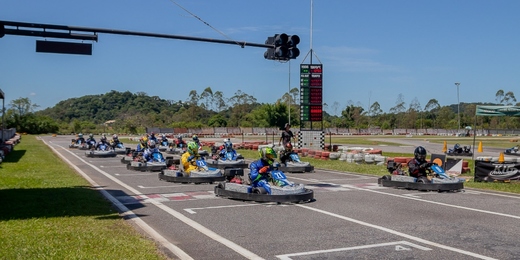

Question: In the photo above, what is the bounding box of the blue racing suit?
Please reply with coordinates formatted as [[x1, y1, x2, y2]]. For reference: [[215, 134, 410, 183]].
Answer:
[[219, 149, 237, 161], [249, 159, 272, 194], [143, 147, 160, 162]]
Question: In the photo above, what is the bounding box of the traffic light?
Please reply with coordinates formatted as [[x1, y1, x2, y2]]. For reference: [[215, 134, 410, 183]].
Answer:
[[264, 33, 300, 61]]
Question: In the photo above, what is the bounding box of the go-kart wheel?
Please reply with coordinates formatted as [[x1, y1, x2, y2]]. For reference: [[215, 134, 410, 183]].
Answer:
[[252, 187, 267, 194], [381, 175, 391, 180], [217, 183, 225, 189], [417, 177, 429, 184]]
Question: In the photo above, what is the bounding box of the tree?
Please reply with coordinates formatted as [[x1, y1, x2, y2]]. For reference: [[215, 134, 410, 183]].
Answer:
[[9, 97, 39, 116], [424, 99, 441, 128], [495, 90, 505, 104], [389, 94, 406, 128], [200, 87, 214, 111]]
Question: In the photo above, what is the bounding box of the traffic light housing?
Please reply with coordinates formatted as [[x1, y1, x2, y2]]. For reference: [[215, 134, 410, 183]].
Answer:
[[264, 33, 300, 61]]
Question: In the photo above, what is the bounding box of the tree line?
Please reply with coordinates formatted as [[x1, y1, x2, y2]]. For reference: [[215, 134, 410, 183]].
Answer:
[[2, 89, 518, 134]]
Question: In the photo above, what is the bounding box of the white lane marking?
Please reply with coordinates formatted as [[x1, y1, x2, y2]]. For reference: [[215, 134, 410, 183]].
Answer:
[[43, 140, 194, 260], [309, 169, 379, 178], [348, 185, 520, 220], [276, 241, 430, 260], [295, 173, 520, 220], [464, 190, 520, 199], [115, 173, 156, 176], [184, 204, 260, 214], [49, 141, 263, 260], [137, 185, 183, 189], [100, 165, 128, 168], [296, 205, 497, 260]]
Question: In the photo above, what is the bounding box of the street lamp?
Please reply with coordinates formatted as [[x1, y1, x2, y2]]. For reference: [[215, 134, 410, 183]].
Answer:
[[455, 82, 460, 133]]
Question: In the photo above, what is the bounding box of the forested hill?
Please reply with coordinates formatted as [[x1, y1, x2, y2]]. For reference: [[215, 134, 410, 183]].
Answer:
[[37, 90, 184, 123]]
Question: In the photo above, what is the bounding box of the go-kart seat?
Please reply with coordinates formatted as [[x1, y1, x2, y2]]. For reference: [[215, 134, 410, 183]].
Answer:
[[178, 158, 185, 172]]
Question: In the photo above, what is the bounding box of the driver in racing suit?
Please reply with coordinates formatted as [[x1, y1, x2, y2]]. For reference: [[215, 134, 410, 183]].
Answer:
[[86, 134, 96, 149], [95, 135, 110, 150], [159, 134, 169, 146], [279, 143, 294, 165], [408, 146, 431, 178], [249, 147, 277, 194], [218, 139, 237, 160], [75, 133, 86, 144], [142, 140, 159, 162], [136, 136, 148, 152], [181, 141, 200, 175], [110, 134, 122, 148]]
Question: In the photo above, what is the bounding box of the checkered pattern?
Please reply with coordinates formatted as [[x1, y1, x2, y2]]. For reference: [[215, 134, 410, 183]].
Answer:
[[298, 130, 325, 150]]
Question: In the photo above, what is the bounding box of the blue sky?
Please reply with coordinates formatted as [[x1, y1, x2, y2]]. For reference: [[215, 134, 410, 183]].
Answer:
[[1, 0, 519, 115]]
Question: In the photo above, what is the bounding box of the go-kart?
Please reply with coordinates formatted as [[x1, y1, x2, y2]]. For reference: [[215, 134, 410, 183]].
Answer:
[[120, 149, 141, 164], [166, 141, 186, 155], [207, 149, 248, 179], [214, 165, 314, 203], [378, 160, 465, 192], [446, 143, 473, 157], [278, 151, 314, 173], [159, 157, 225, 184], [69, 138, 86, 149], [126, 152, 173, 172], [158, 139, 170, 152], [85, 143, 117, 158], [504, 145, 519, 156], [110, 140, 126, 154]]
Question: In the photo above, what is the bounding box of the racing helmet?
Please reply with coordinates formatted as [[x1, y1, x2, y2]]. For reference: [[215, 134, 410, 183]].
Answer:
[[177, 134, 183, 140], [140, 136, 148, 145], [89, 133, 93, 138], [148, 140, 156, 148], [192, 134, 199, 142], [78, 133, 83, 138], [285, 143, 293, 152], [112, 134, 118, 140], [101, 135, 107, 142], [259, 147, 277, 165], [161, 134, 166, 138], [187, 141, 199, 155], [225, 141, 233, 152], [414, 146, 427, 161]]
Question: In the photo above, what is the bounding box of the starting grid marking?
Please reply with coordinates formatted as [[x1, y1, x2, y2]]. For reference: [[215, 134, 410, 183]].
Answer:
[[116, 191, 218, 204], [116, 183, 386, 204], [276, 240, 431, 260]]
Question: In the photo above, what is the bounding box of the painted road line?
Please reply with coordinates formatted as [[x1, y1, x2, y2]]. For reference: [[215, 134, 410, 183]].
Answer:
[[137, 185, 183, 189], [294, 169, 520, 220], [50, 142, 264, 260], [296, 204, 497, 260], [115, 173, 156, 176], [100, 165, 128, 168], [276, 241, 430, 260], [184, 204, 260, 214], [346, 185, 520, 220], [44, 140, 194, 260], [464, 190, 520, 199]]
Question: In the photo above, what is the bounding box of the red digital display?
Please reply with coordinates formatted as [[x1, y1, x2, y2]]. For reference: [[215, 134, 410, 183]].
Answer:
[[300, 64, 323, 122], [310, 105, 322, 121]]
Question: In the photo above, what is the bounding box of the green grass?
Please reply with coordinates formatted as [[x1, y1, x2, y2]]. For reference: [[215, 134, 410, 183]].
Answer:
[[0, 135, 166, 260]]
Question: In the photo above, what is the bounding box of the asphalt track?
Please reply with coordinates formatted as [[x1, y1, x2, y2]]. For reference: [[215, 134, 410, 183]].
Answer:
[[41, 135, 520, 260]]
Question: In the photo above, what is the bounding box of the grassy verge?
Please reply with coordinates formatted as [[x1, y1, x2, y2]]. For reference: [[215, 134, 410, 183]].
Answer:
[[0, 135, 166, 260], [237, 148, 520, 194]]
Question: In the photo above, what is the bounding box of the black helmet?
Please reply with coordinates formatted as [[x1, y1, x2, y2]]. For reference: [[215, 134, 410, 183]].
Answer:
[[414, 146, 427, 161]]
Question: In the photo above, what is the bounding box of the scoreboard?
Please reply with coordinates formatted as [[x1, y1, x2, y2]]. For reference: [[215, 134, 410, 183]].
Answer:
[[300, 64, 322, 122]]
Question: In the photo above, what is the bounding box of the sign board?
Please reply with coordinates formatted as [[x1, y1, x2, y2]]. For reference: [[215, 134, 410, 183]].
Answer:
[[300, 64, 322, 122]]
